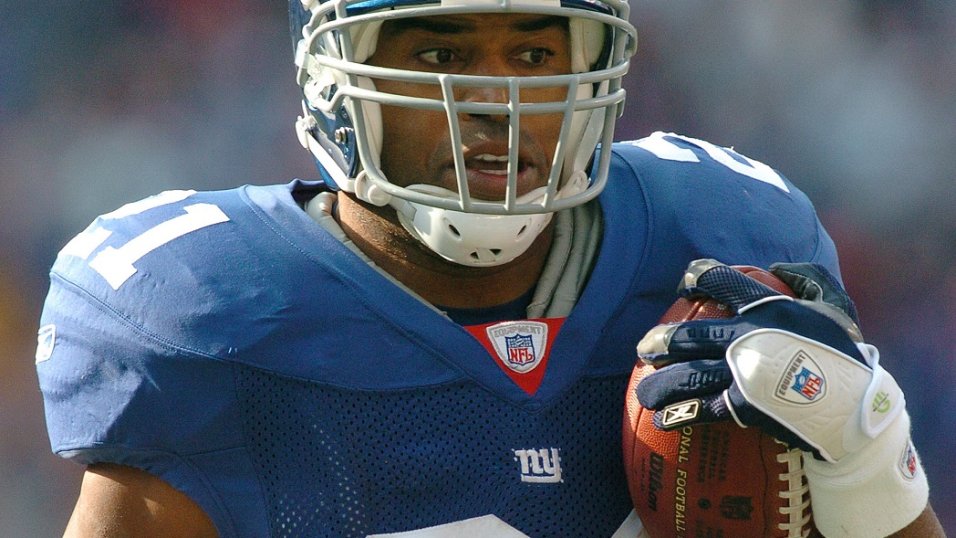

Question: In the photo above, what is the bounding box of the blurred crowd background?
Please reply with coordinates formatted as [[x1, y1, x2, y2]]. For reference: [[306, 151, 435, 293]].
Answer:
[[1, 0, 953, 535]]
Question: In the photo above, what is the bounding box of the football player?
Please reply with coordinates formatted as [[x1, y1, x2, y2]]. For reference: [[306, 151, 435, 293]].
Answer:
[[37, 0, 942, 536]]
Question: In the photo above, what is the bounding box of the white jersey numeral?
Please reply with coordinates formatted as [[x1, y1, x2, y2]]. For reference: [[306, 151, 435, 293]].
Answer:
[[59, 190, 230, 290], [633, 132, 790, 193]]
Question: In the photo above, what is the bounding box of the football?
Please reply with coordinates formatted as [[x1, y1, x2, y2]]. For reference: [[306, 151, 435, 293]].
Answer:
[[623, 266, 818, 538]]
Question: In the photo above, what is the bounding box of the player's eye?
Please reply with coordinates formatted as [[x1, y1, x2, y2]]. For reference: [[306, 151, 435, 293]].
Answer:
[[417, 48, 458, 65], [516, 47, 554, 66]]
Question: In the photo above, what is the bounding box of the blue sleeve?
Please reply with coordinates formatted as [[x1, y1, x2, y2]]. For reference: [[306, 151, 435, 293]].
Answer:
[[34, 189, 268, 534], [36, 271, 254, 533], [37, 275, 242, 464]]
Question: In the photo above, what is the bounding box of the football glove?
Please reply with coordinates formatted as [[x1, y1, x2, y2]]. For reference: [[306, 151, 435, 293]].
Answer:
[[635, 259, 928, 537]]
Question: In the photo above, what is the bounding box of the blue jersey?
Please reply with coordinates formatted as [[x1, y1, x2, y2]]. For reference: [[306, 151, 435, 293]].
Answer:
[[36, 133, 840, 537]]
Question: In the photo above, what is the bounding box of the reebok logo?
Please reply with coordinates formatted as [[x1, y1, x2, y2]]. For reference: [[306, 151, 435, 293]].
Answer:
[[661, 400, 701, 428], [513, 448, 562, 483], [35, 324, 56, 364]]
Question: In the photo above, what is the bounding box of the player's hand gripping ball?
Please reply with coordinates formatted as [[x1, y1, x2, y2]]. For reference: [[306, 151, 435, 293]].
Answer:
[[624, 261, 837, 538]]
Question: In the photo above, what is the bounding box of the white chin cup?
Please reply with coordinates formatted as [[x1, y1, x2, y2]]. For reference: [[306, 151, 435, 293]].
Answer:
[[393, 177, 588, 267], [393, 186, 556, 267], [397, 201, 553, 267]]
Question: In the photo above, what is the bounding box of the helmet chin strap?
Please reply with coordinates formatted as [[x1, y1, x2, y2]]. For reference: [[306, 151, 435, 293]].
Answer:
[[387, 172, 590, 267]]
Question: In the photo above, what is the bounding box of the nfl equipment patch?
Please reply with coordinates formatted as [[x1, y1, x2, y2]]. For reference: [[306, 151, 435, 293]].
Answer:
[[487, 321, 548, 374], [465, 318, 565, 395], [775, 350, 826, 404]]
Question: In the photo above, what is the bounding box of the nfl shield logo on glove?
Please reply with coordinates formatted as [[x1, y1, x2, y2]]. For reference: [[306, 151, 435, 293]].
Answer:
[[776, 350, 827, 404], [899, 439, 919, 480], [792, 366, 825, 400]]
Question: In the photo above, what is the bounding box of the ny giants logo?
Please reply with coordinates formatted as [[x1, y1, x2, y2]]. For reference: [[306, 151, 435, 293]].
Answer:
[[513, 448, 562, 483]]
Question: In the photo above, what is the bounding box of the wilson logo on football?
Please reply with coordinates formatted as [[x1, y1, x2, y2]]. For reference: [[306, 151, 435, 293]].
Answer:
[[775, 350, 827, 404]]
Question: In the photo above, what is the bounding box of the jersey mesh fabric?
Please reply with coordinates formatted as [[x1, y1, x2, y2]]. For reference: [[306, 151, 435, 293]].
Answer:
[[235, 363, 632, 537]]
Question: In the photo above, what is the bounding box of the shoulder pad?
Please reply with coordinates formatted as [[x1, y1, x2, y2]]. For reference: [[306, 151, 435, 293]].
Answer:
[[603, 132, 840, 279], [47, 187, 290, 359]]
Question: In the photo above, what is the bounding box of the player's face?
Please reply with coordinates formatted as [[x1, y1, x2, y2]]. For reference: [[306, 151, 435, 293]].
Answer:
[[366, 14, 573, 201]]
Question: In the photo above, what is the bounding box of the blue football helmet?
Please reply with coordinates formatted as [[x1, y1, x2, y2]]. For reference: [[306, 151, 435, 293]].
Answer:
[[290, 0, 637, 266]]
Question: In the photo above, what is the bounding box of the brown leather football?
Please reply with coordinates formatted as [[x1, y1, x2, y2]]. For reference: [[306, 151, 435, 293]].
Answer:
[[623, 266, 818, 538]]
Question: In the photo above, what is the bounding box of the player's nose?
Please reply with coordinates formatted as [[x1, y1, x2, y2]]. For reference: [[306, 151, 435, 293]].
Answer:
[[458, 86, 509, 123], [457, 58, 512, 122]]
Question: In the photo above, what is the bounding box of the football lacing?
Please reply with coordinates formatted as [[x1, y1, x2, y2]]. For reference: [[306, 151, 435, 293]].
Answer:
[[776, 444, 813, 538]]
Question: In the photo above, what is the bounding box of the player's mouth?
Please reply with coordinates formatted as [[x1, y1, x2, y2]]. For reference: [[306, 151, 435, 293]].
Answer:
[[468, 153, 524, 175], [460, 151, 541, 200]]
